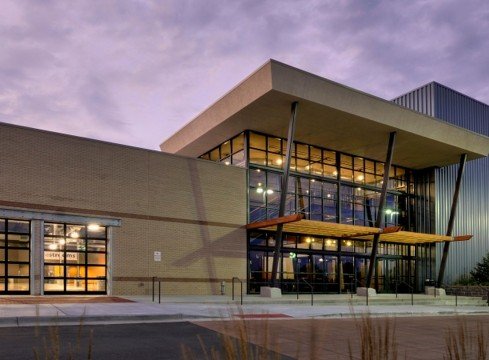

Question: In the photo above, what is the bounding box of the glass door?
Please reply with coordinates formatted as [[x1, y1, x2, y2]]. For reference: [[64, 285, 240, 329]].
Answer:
[[44, 222, 107, 294]]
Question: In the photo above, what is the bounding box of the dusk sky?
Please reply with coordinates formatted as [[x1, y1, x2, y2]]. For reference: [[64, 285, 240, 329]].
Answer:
[[1, 0, 488, 150]]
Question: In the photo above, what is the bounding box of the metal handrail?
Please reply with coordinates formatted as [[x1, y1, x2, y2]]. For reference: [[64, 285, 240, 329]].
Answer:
[[152, 276, 161, 304], [301, 278, 314, 306], [475, 283, 489, 306], [348, 279, 370, 306], [232, 277, 243, 305], [394, 279, 414, 306]]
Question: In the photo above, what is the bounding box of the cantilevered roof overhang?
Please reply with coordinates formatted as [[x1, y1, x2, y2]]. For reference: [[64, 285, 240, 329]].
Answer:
[[161, 60, 489, 169], [246, 216, 472, 245]]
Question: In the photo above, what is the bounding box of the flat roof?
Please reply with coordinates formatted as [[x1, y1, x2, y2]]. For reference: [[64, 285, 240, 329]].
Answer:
[[160, 60, 489, 169]]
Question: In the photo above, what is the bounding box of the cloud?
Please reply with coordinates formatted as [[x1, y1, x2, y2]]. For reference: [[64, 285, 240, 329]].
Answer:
[[0, 0, 487, 149]]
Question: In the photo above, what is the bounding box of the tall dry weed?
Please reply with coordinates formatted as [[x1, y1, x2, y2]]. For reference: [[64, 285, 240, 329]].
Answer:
[[444, 318, 488, 360], [349, 313, 398, 360]]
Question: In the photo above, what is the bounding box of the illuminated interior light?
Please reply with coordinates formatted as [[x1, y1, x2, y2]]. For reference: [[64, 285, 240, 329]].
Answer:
[[256, 187, 264, 194], [346, 241, 352, 247], [266, 189, 274, 195], [275, 158, 283, 165], [326, 194, 332, 198], [59, 239, 66, 245], [311, 179, 315, 182], [87, 224, 101, 231], [357, 175, 364, 181], [224, 161, 230, 165], [333, 170, 338, 176], [326, 239, 332, 246], [70, 232, 79, 239], [385, 209, 393, 215], [319, 258, 324, 262], [48, 243, 57, 250]]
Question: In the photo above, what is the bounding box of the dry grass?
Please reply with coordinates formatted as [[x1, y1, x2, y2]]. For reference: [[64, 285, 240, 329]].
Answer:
[[444, 318, 488, 360], [348, 313, 398, 360], [32, 311, 94, 360], [181, 307, 281, 360]]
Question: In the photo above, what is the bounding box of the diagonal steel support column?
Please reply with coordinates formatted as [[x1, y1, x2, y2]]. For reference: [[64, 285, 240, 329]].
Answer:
[[366, 131, 397, 289], [437, 153, 467, 287], [270, 101, 298, 288]]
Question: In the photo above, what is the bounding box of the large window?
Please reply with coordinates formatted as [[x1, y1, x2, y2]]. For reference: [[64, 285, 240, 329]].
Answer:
[[0, 219, 30, 293], [44, 223, 107, 294]]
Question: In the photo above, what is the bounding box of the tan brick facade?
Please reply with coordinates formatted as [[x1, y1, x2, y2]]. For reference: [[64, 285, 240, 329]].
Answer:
[[0, 123, 247, 295]]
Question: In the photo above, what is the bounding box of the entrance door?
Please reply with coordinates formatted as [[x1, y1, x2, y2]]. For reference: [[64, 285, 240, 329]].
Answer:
[[43, 223, 107, 294]]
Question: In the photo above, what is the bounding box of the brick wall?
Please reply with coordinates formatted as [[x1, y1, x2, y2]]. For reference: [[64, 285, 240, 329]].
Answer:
[[0, 123, 247, 295]]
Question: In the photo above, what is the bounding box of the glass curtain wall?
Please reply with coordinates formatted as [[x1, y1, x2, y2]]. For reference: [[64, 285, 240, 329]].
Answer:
[[201, 131, 425, 293], [0, 219, 30, 293]]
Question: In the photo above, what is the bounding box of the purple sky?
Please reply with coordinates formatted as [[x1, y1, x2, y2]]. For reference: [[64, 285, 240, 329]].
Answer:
[[1, 0, 488, 150]]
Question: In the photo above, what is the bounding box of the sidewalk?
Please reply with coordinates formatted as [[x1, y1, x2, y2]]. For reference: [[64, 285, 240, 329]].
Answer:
[[0, 294, 488, 327]]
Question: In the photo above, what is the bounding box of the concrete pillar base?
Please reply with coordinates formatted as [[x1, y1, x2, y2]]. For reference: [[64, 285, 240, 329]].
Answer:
[[425, 286, 446, 297], [356, 287, 377, 297], [260, 286, 282, 298]]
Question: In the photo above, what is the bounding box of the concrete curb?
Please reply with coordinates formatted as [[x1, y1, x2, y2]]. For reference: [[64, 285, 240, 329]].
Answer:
[[1, 308, 489, 327], [0, 313, 216, 327]]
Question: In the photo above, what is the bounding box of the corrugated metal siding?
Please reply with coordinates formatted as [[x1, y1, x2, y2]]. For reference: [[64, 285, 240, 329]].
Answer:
[[394, 83, 489, 284], [392, 82, 435, 117], [436, 158, 489, 283]]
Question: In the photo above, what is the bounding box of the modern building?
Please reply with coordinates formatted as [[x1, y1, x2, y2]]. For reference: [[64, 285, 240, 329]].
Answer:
[[0, 60, 488, 296]]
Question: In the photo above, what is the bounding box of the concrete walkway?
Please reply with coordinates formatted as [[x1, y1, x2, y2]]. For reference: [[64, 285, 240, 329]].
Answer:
[[0, 294, 488, 327]]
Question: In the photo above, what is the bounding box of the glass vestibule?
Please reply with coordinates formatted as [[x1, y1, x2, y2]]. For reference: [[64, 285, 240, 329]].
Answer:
[[248, 231, 416, 294], [0, 219, 30, 293], [43, 223, 107, 294]]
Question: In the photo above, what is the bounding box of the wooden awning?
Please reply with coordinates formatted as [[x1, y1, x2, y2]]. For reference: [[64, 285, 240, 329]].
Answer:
[[246, 216, 472, 244]]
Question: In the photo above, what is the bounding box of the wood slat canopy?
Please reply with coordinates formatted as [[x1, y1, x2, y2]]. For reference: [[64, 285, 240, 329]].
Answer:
[[355, 231, 472, 244], [248, 217, 472, 244]]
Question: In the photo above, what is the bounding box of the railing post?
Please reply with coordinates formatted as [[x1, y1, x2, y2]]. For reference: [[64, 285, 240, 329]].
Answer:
[[411, 286, 413, 306], [395, 281, 398, 299], [158, 279, 161, 304], [240, 280, 243, 306], [231, 277, 243, 305], [152, 276, 155, 302]]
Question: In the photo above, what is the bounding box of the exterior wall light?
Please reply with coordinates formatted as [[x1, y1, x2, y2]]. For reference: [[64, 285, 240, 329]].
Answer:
[[88, 224, 101, 231]]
